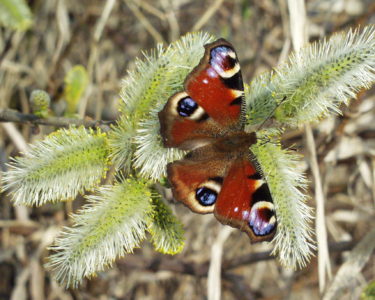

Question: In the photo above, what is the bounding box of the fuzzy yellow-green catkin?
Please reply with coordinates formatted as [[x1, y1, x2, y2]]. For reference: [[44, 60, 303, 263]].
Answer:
[[3, 127, 110, 206], [148, 196, 185, 255], [30, 89, 50, 118], [247, 26, 375, 128], [47, 178, 153, 287]]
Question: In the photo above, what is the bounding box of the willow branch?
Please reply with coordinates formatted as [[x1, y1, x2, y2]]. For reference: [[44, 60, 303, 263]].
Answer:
[[0, 108, 115, 129]]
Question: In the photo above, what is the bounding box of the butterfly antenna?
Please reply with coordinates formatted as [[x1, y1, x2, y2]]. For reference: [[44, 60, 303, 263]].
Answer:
[[256, 96, 287, 131]]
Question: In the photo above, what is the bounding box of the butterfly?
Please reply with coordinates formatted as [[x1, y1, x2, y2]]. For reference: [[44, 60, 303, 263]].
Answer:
[[158, 39, 276, 242]]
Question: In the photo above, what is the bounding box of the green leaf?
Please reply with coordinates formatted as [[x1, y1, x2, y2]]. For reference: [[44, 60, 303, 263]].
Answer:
[[2, 127, 109, 206], [64, 65, 89, 114], [46, 178, 153, 287], [148, 195, 185, 255], [0, 0, 33, 31]]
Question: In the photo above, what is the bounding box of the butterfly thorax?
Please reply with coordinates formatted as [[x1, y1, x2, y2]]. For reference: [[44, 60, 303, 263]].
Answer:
[[212, 131, 256, 154], [182, 131, 257, 164]]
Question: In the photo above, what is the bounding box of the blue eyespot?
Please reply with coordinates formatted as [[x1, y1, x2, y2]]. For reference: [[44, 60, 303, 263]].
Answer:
[[211, 46, 231, 57], [249, 219, 275, 236], [177, 97, 197, 117], [249, 206, 275, 236], [210, 46, 236, 70], [196, 187, 217, 206]]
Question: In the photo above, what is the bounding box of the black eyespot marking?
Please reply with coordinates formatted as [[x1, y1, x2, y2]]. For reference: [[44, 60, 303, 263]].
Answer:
[[219, 55, 237, 70], [209, 177, 224, 184], [248, 172, 262, 180], [185, 152, 193, 159], [230, 96, 242, 106], [252, 183, 272, 204], [209, 46, 238, 76], [177, 97, 198, 117], [197, 112, 209, 122], [222, 72, 243, 91], [226, 55, 237, 68], [196, 187, 217, 206], [210, 46, 236, 68]]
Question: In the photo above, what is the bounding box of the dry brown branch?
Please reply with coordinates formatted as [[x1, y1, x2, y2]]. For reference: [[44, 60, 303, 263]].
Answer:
[[0, 108, 115, 129], [192, 0, 224, 31], [161, 0, 180, 41], [117, 240, 355, 277], [124, 0, 166, 44], [139, 1, 166, 21], [0, 32, 14, 68]]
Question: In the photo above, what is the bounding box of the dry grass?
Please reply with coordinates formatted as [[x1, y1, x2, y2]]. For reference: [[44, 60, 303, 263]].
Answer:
[[0, 0, 374, 299]]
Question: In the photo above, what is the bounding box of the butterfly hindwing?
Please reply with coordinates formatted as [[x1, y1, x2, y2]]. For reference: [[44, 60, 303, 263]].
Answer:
[[166, 142, 231, 214], [167, 158, 228, 214], [168, 152, 276, 242], [158, 39, 244, 149], [214, 158, 277, 242]]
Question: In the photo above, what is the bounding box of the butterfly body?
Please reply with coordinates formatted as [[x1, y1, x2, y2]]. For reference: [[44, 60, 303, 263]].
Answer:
[[158, 39, 277, 242]]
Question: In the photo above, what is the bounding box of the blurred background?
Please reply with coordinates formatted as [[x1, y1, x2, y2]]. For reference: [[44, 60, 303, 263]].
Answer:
[[0, 0, 374, 299]]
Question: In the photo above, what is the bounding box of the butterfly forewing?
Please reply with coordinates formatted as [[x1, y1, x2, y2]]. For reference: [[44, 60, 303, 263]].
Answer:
[[158, 39, 244, 149], [186, 39, 244, 128]]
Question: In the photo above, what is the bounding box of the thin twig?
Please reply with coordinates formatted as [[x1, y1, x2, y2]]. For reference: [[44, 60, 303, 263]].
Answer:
[[49, 0, 72, 89], [1, 122, 29, 152], [83, 0, 117, 118], [0, 108, 115, 129], [0, 32, 14, 68], [117, 240, 355, 277], [1, 123, 30, 221], [47, 13, 90, 97], [94, 0, 117, 42], [207, 227, 233, 300], [306, 124, 332, 289], [224, 273, 257, 300], [125, 0, 165, 44], [323, 228, 375, 300], [161, 0, 180, 41], [139, 1, 166, 21], [191, 0, 224, 31]]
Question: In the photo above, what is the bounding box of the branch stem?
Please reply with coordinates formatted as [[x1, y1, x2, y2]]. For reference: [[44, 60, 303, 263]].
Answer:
[[118, 240, 355, 277], [0, 108, 115, 129]]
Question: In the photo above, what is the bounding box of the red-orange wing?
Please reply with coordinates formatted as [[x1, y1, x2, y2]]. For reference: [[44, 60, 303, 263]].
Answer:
[[167, 148, 276, 242], [166, 150, 230, 214], [158, 39, 244, 149], [214, 158, 277, 242]]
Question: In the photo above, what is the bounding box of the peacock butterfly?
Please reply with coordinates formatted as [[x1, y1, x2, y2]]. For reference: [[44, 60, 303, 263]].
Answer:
[[158, 39, 276, 242]]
